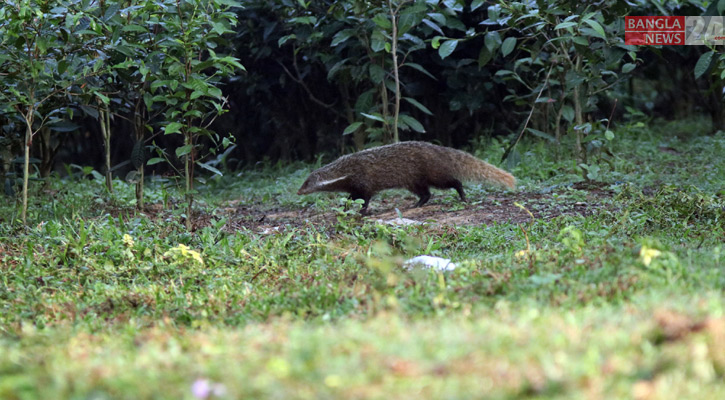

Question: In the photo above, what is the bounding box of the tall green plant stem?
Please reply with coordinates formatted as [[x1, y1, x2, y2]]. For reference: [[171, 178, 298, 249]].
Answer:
[[21, 103, 34, 225], [388, 0, 401, 143], [573, 55, 583, 163], [99, 104, 113, 193], [134, 111, 145, 210]]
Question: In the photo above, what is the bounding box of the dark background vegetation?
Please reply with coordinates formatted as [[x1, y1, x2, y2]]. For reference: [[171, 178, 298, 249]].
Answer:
[[0, 0, 723, 180]]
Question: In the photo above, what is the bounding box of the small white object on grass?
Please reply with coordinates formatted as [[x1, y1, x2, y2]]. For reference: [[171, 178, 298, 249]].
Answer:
[[376, 217, 422, 226], [404, 255, 456, 271]]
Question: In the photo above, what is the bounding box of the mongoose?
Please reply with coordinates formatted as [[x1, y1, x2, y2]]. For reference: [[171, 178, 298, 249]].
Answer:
[[297, 141, 515, 213]]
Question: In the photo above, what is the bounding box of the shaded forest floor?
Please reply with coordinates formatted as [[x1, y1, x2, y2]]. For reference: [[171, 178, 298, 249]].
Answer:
[[224, 182, 612, 232]]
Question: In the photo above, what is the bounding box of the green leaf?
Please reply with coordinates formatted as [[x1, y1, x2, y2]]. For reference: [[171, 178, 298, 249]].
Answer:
[[478, 46, 493, 67], [582, 19, 606, 40], [554, 21, 577, 30], [103, 3, 119, 21], [501, 37, 516, 57], [372, 13, 392, 30], [80, 105, 99, 119], [331, 29, 355, 46], [212, 21, 228, 35], [403, 62, 437, 80], [290, 16, 317, 25], [122, 24, 148, 33], [398, 12, 419, 36], [526, 128, 555, 142], [186, 78, 209, 92], [208, 87, 223, 99], [572, 36, 589, 46], [399, 114, 425, 133], [360, 112, 386, 123], [621, 63, 636, 74], [48, 121, 80, 132], [369, 64, 385, 84], [278, 34, 296, 47], [165, 122, 183, 135], [484, 31, 501, 52], [147, 157, 165, 166], [327, 58, 349, 80], [443, 0, 464, 12], [427, 13, 446, 26], [421, 19, 444, 35], [694, 51, 715, 79], [151, 80, 167, 91], [342, 122, 363, 135], [96, 92, 110, 105], [215, 0, 242, 7], [471, 0, 485, 11], [403, 97, 433, 115], [176, 145, 193, 158], [218, 56, 245, 71], [431, 36, 442, 49], [144, 92, 154, 111], [371, 30, 386, 52], [605, 130, 615, 141], [198, 162, 223, 176], [561, 105, 575, 122], [438, 40, 458, 60]]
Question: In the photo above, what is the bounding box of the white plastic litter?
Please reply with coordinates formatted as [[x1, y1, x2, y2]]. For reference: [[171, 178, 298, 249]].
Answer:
[[403, 255, 457, 271], [376, 217, 423, 226]]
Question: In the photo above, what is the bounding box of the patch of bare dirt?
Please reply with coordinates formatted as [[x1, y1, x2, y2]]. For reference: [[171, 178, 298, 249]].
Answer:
[[223, 187, 612, 233]]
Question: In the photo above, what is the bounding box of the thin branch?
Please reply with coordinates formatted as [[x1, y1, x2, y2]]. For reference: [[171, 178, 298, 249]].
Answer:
[[502, 64, 554, 161], [275, 46, 342, 116]]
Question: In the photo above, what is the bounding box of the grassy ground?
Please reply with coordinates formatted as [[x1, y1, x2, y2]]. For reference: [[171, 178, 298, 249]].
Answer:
[[0, 120, 724, 399]]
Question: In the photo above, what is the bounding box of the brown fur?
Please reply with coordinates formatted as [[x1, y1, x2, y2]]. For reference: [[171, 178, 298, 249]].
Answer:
[[297, 141, 516, 212]]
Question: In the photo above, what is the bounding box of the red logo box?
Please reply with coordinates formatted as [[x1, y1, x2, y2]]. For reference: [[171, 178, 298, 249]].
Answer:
[[625, 16, 685, 45]]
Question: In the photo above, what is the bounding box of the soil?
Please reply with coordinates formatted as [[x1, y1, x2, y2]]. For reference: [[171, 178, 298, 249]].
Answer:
[[222, 182, 614, 233]]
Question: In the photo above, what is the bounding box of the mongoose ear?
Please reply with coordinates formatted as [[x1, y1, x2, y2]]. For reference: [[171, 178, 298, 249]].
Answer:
[[317, 175, 348, 189]]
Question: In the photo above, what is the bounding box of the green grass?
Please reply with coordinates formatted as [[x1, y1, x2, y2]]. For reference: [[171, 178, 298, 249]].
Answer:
[[1, 120, 724, 399]]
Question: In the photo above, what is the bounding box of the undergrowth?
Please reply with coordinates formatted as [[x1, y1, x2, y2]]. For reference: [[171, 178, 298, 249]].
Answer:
[[0, 120, 723, 399]]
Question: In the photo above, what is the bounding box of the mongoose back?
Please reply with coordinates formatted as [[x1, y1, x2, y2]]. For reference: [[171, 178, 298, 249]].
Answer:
[[297, 141, 516, 213]]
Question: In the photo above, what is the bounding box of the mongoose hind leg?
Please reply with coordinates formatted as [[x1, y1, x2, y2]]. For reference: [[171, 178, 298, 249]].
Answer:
[[450, 179, 467, 202]]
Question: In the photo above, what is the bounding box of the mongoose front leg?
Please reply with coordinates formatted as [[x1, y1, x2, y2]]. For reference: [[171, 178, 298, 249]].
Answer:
[[412, 185, 431, 208]]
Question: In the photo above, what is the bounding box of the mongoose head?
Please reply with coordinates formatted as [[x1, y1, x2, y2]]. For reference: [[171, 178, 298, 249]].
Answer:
[[297, 171, 348, 195]]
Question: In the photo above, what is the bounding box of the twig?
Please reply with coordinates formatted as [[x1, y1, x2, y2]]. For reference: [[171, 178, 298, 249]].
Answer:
[[276, 48, 340, 113], [502, 64, 554, 161]]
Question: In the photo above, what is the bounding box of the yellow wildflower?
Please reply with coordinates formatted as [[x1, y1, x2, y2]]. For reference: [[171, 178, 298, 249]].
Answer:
[[165, 244, 205, 266], [122, 234, 135, 248], [639, 246, 661, 266]]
